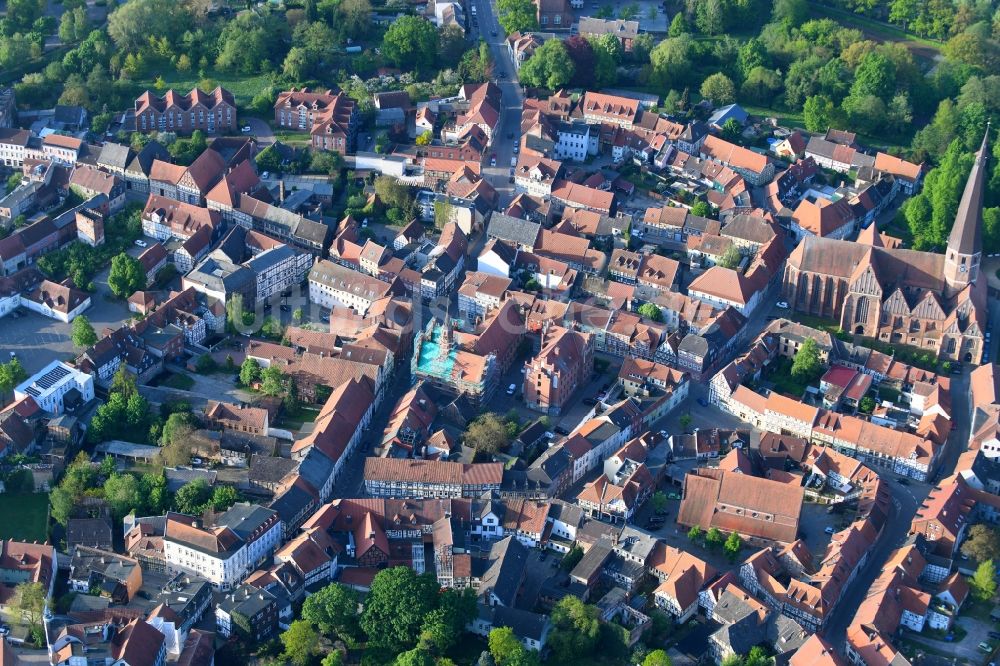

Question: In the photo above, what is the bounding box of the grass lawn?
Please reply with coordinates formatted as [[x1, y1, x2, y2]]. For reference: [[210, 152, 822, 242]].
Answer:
[[277, 405, 321, 430], [766, 356, 813, 398], [807, 2, 943, 56], [787, 312, 842, 335], [132, 70, 272, 109], [0, 493, 49, 542], [162, 373, 195, 391]]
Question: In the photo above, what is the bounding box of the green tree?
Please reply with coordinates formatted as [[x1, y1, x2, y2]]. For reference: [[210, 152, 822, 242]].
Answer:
[[548, 597, 600, 663], [239, 358, 262, 386], [724, 532, 743, 562], [690, 200, 712, 218], [705, 527, 724, 550], [489, 626, 538, 666], [962, 525, 1000, 562], [11, 581, 45, 629], [260, 365, 285, 396], [668, 13, 688, 37], [644, 650, 672, 666], [791, 338, 822, 382], [382, 16, 438, 72], [700, 73, 736, 105], [419, 588, 477, 653], [103, 473, 142, 519], [859, 396, 877, 413], [174, 478, 212, 515], [772, 0, 807, 26], [972, 560, 999, 601], [107, 252, 145, 298], [281, 620, 320, 666], [717, 245, 743, 269], [737, 39, 767, 82], [519, 39, 575, 90], [282, 47, 310, 81], [255, 146, 283, 174], [741, 67, 783, 105], [850, 52, 896, 101], [5, 173, 22, 194], [803, 95, 835, 133], [650, 491, 668, 514], [210, 485, 239, 512], [650, 35, 694, 91], [361, 567, 440, 648], [71, 315, 97, 348], [560, 545, 584, 571], [721, 118, 743, 141], [905, 140, 975, 250], [638, 303, 664, 322], [746, 647, 774, 666], [395, 649, 435, 666], [107, 0, 190, 51], [497, 0, 539, 34], [465, 413, 510, 455], [302, 583, 360, 640], [679, 413, 693, 431]]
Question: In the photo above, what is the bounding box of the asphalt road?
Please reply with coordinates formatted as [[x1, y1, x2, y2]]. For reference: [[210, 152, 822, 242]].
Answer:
[[474, 0, 524, 207], [244, 117, 276, 146]]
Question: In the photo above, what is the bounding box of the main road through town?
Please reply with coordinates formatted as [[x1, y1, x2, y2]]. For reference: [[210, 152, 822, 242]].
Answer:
[[474, 0, 525, 207]]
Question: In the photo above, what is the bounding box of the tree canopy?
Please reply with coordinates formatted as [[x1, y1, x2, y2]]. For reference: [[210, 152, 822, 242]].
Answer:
[[382, 16, 438, 73], [519, 39, 575, 90], [791, 338, 822, 382]]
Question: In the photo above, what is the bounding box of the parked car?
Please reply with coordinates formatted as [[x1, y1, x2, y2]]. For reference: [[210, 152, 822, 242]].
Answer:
[[776, 301, 789, 308], [506, 383, 517, 395], [582, 397, 597, 406], [897, 477, 910, 485], [697, 397, 709, 407], [979, 642, 993, 653], [490, 154, 497, 167], [241, 125, 252, 133], [191, 457, 203, 466], [261, 171, 270, 179], [824, 526, 836, 534], [8, 351, 15, 359], [134, 239, 148, 248], [990, 632, 1000, 641], [554, 426, 570, 436]]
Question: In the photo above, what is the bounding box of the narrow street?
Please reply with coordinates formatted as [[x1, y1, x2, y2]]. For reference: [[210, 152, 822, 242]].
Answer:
[[474, 0, 524, 207]]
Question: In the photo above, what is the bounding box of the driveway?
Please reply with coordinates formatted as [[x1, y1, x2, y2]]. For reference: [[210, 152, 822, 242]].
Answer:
[[244, 117, 275, 146]]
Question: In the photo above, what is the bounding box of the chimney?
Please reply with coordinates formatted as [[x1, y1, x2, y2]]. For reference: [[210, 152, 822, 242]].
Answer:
[[279, 180, 285, 203]]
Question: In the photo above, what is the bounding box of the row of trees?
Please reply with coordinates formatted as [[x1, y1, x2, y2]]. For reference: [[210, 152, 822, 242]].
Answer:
[[688, 525, 744, 562]]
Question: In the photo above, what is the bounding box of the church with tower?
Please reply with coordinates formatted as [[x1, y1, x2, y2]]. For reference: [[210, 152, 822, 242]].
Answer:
[[782, 129, 989, 364]]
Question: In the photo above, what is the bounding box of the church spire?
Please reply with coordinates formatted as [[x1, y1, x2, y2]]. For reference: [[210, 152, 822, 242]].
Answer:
[[944, 124, 990, 295], [948, 125, 989, 256]]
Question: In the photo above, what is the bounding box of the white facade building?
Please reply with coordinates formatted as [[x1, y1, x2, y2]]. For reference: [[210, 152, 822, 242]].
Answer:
[[14, 361, 94, 415]]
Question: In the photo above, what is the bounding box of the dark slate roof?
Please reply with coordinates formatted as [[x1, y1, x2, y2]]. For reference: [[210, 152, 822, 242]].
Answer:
[[297, 448, 335, 495], [217, 503, 278, 542], [948, 129, 988, 255], [481, 536, 529, 607], [269, 482, 316, 526], [487, 213, 541, 248], [481, 604, 550, 641], [97, 143, 133, 170]]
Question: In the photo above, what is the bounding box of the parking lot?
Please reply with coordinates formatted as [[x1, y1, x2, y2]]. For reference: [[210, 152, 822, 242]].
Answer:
[[0, 294, 134, 376]]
